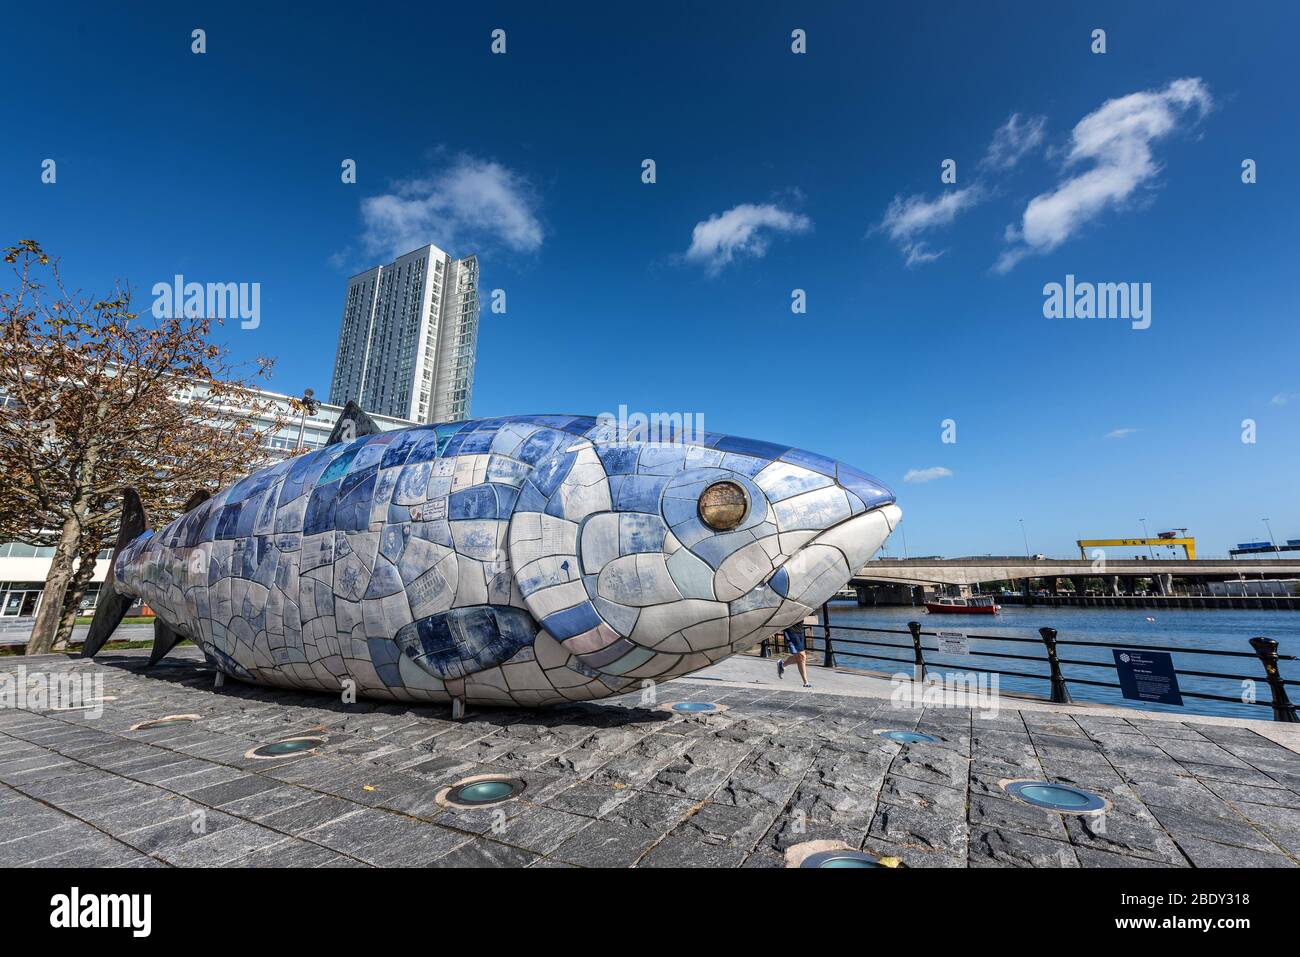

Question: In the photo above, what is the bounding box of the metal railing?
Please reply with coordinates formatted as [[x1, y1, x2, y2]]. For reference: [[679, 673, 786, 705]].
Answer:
[[759, 612, 1299, 722]]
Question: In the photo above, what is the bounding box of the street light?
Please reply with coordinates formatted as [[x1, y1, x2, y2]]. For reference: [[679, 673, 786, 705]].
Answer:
[[1139, 518, 1155, 559], [294, 388, 321, 452], [1263, 518, 1278, 553], [1018, 518, 1030, 557]]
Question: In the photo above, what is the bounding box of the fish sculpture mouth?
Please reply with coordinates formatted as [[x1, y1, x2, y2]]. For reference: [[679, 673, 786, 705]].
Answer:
[[761, 503, 903, 608], [85, 411, 904, 708]]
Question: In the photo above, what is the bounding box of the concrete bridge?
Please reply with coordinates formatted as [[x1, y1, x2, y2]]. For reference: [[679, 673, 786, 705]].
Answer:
[[853, 556, 1300, 597]]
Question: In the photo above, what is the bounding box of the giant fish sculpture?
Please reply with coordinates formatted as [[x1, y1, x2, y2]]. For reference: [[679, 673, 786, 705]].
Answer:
[[85, 408, 901, 708]]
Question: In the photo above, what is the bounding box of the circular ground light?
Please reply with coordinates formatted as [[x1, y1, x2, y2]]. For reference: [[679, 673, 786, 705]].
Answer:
[[658, 700, 730, 715], [244, 735, 326, 760], [1003, 780, 1109, 814], [878, 730, 939, 744], [130, 714, 200, 731], [801, 850, 894, 868], [673, 701, 720, 714], [437, 774, 526, 809]]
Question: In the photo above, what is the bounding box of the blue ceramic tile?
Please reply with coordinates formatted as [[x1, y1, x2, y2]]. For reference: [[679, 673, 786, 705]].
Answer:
[[318, 446, 360, 485], [214, 502, 245, 541], [540, 601, 602, 641], [719, 453, 769, 478], [302, 482, 342, 536], [517, 428, 568, 467], [780, 446, 839, 477], [393, 462, 430, 505], [620, 513, 667, 554], [613, 474, 668, 512], [836, 465, 895, 510], [531, 450, 576, 498], [368, 637, 404, 687], [768, 566, 790, 598], [494, 484, 520, 515], [712, 434, 790, 460], [596, 445, 640, 475], [334, 472, 377, 532], [404, 430, 443, 465], [457, 429, 496, 454], [380, 430, 419, 469], [514, 480, 549, 515], [449, 485, 497, 520], [362, 558, 403, 599]]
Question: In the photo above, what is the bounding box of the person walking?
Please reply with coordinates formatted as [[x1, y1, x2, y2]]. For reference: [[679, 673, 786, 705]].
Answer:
[[776, 624, 812, 688]]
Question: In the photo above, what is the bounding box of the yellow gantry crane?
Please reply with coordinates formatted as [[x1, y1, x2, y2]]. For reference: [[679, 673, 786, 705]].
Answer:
[[1077, 534, 1196, 560]]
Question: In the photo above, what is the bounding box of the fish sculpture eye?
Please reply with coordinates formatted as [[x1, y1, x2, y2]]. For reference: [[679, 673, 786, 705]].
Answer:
[[697, 480, 748, 531]]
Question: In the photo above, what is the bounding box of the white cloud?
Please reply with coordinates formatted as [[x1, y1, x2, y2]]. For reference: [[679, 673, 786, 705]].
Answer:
[[981, 113, 1047, 170], [903, 466, 954, 483], [359, 155, 543, 261], [995, 78, 1211, 273], [685, 203, 812, 275], [878, 187, 984, 266], [1104, 428, 1140, 439], [1270, 392, 1297, 406]]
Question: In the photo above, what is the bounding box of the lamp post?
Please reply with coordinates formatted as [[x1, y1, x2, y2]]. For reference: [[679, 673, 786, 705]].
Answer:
[[294, 388, 320, 452], [1139, 518, 1155, 559], [1018, 518, 1030, 557], [1263, 518, 1278, 553]]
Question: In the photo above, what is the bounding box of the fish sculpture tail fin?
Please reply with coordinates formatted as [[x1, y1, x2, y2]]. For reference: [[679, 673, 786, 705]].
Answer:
[[81, 488, 148, 658]]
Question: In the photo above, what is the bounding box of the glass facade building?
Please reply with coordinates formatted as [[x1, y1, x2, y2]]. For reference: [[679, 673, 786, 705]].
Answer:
[[328, 244, 479, 423]]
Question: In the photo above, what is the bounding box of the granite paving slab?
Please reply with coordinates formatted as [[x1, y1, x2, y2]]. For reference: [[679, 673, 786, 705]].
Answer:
[[1, 647, 1298, 867]]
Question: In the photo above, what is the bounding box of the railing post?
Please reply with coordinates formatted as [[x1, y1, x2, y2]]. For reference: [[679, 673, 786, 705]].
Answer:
[[906, 621, 927, 681], [820, 603, 836, 668], [1038, 627, 1072, 704], [1249, 637, 1299, 723]]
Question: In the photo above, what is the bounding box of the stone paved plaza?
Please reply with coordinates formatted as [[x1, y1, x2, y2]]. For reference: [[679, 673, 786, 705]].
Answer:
[[2, 647, 1299, 868]]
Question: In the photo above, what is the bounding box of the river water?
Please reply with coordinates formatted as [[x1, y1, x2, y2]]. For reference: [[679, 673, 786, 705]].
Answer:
[[822, 602, 1300, 720]]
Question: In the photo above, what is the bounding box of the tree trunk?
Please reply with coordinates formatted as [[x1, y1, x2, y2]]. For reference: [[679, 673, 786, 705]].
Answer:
[[25, 517, 81, 656], [53, 539, 101, 652]]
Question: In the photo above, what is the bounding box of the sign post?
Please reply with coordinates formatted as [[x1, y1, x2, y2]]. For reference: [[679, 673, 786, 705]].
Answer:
[[1113, 649, 1183, 706], [936, 631, 968, 655]]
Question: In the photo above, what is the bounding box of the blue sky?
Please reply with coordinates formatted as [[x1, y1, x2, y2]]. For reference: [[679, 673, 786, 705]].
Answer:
[[4, 2, 1298, 559]]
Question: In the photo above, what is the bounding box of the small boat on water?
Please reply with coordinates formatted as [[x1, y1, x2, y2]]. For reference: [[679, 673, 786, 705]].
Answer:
[[924, 595, 1001, 615]]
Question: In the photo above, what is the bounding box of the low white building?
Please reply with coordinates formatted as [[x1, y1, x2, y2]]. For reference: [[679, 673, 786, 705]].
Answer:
[[0, 387, 414, 627]]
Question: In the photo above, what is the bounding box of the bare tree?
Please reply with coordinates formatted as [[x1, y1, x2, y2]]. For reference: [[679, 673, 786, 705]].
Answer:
[[0, 240, 286, 654]]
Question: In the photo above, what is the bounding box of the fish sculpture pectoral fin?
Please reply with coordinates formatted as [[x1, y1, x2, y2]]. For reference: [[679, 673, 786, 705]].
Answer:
[[148, 619, 184, 666], [393, 606, 538, 682], [82, 487, 149, 658]]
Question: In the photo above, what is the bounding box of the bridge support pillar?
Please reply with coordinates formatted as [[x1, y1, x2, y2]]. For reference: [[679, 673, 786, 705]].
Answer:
[[1156, 573, 1172, 596], [1109, 576, 1120, 596]]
